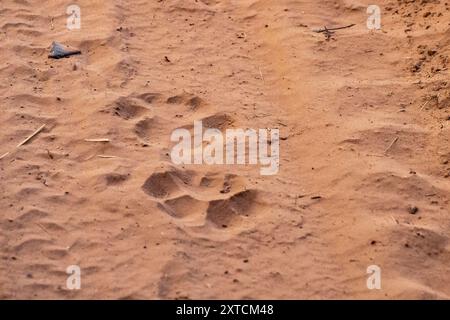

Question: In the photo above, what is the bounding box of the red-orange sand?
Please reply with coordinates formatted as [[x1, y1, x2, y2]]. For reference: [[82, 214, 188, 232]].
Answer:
[[0, 0, 449, 299]]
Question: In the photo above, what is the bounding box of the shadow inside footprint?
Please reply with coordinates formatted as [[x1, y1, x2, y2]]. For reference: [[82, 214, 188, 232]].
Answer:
[[112, 97, 147, 120], [206, 190, 258, 228], [141, 169, 194, 199], [137, 92, 162, 104], [158, 195, 208, 221], [134, 116, 169, 142]]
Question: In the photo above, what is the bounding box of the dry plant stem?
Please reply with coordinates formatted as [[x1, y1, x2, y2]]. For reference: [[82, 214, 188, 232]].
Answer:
[[384, 137, 399, 154], [16, 124, 46, 148]]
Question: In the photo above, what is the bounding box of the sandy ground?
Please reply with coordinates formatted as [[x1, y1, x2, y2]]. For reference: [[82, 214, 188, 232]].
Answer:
[[0, 0, 449, 299]]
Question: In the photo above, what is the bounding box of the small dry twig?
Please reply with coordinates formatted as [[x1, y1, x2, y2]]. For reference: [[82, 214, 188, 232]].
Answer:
[[0, 152, 10, 160], [384, 137, 399, 154], [17, 124, 46, 148], [259, 67, 265, 83], [97, 155, 118, 158], [84, 138, 110, 142], [313, 24, 355, 40], [420, 93, 440, 111], [313, 24, 356, 33]]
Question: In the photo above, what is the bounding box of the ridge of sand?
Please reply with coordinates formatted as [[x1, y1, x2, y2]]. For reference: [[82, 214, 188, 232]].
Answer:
[[0, 0, 449, 299]]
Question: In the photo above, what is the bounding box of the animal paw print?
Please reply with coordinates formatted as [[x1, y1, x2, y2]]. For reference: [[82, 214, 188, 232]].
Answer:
[[141, 167, 261, 236]]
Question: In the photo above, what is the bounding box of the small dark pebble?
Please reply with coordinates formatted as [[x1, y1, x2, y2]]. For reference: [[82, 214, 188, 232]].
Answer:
[[408, 206, 419, 215]]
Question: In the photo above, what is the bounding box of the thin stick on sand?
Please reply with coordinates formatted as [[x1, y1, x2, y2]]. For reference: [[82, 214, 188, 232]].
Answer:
[[420, 93, 440, 111], [84, 138, 110, 142], [16, 124, 46, 148], [0, 152, 10, 160], [419, 99, 431, 111], [384, 137, 399, 154], [313, 24, 355, 40], [259, 67, 265, 83], [97, 155, 118, 158], [390, 215, 399, 225], [313, 24, 356, 33]]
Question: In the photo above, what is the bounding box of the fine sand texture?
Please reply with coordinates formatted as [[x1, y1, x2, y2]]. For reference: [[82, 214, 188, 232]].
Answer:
[[1, 0, 449, 299]]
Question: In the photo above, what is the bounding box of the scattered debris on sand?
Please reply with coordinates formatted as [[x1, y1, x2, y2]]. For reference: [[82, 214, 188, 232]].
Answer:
[[48, 42, 81, 59], [313, 24, 355, 40]]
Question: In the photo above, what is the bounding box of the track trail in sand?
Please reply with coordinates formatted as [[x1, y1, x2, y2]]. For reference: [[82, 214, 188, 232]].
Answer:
[[0, 0, 449, 299]]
